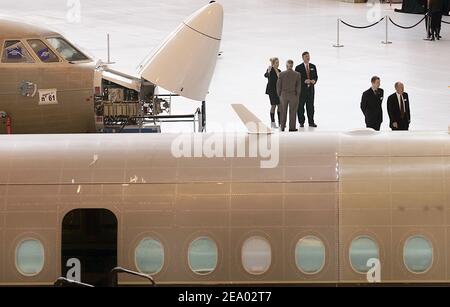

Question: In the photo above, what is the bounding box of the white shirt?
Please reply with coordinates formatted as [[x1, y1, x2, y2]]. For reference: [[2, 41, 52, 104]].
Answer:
[[396, 92, 405, 112]]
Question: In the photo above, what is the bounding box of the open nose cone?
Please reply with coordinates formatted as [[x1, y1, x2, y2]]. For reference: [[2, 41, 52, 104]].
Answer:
[[184, 1, 224, 40], [138, 2, 224, 101]]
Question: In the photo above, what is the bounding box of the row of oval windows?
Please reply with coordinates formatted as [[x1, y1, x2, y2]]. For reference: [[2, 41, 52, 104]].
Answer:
[[16, 235, 434, 277], [136, 235, 435, 276]]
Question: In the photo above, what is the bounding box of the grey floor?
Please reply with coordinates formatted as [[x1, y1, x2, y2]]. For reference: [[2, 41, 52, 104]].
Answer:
[[1, 0, 449, 132]]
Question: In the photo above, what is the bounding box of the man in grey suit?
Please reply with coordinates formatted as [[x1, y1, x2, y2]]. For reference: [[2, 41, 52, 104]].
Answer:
[[277, 60, 301, 132]]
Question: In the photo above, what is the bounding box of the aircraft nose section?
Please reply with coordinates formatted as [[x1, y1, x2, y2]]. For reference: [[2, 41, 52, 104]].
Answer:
[[184, 1, 223, 40]]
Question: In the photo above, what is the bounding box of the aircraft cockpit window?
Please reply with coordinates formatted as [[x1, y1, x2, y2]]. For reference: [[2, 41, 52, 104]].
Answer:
[[27, 39, 59, 63], [46, 37, 89, 62], [1, 40, 35, 63]]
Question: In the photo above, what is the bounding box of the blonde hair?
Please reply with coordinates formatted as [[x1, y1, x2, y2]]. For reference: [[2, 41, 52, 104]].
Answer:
[[270, 57, 279, 66]]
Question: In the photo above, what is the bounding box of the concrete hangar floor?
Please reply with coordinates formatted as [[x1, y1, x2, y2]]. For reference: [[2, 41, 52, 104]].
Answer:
[[0, 1, 449, 290], [1, 0, 449, 132]]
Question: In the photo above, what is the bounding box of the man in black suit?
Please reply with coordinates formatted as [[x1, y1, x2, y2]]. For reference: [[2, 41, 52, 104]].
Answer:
[[361, 76, 384, 131], [295, 51, 318, 128], [387, 82, 411, 131], [429, 0, 444, 40]]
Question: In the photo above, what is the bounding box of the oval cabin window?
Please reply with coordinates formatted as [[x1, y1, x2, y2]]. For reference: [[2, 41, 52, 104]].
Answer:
[[241, 236, 272, 275], [403, 236, 433, 274], [188, 237, 218, 275], [295, 236, 326, 274], [135, 238, 165, 275], [15, 239, 45, 276], [349, 236, 379, 273]]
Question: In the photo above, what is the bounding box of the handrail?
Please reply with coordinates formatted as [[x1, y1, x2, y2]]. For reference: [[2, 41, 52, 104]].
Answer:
[[109, 267, 156, 287], [133, 114, 196, 119], [116, 113, 199, 133], [155, 94, 180, 97], [54, 277, 94, 287]]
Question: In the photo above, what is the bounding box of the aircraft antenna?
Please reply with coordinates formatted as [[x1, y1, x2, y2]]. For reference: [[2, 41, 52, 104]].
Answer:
[[107, 33, 111, 63]]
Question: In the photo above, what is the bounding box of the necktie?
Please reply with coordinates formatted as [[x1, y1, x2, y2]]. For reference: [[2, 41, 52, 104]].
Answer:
[[306, 64, 310, 80], [400, 95, 405, 119]]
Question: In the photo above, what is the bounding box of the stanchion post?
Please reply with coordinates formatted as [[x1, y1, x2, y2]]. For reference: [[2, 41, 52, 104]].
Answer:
[[333, 18, 344, 47], [424, 13, 432, 40], [382, 16, 392, 44]]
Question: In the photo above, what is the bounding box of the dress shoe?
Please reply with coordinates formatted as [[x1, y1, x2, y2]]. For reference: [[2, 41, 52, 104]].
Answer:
[[299, 124, 305, 128], [289, 129, 298, 132], [309, 123, 318, 128]]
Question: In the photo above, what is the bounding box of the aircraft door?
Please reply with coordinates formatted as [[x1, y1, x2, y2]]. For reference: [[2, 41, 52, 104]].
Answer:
[[61, 209, 118, 286]]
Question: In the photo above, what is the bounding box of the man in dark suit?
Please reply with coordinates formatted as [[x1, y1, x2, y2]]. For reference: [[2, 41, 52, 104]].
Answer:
[[361, 76, 384, 131], [295, 51, 318, 128], [429, 0, 444, 40], [387, 82, 411, 131]]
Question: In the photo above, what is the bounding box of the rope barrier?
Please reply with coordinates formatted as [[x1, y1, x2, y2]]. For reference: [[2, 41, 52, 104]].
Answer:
[[333, 14, 448, 47], [388, 15, 426, 29], [340, 16, 385, 29]]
